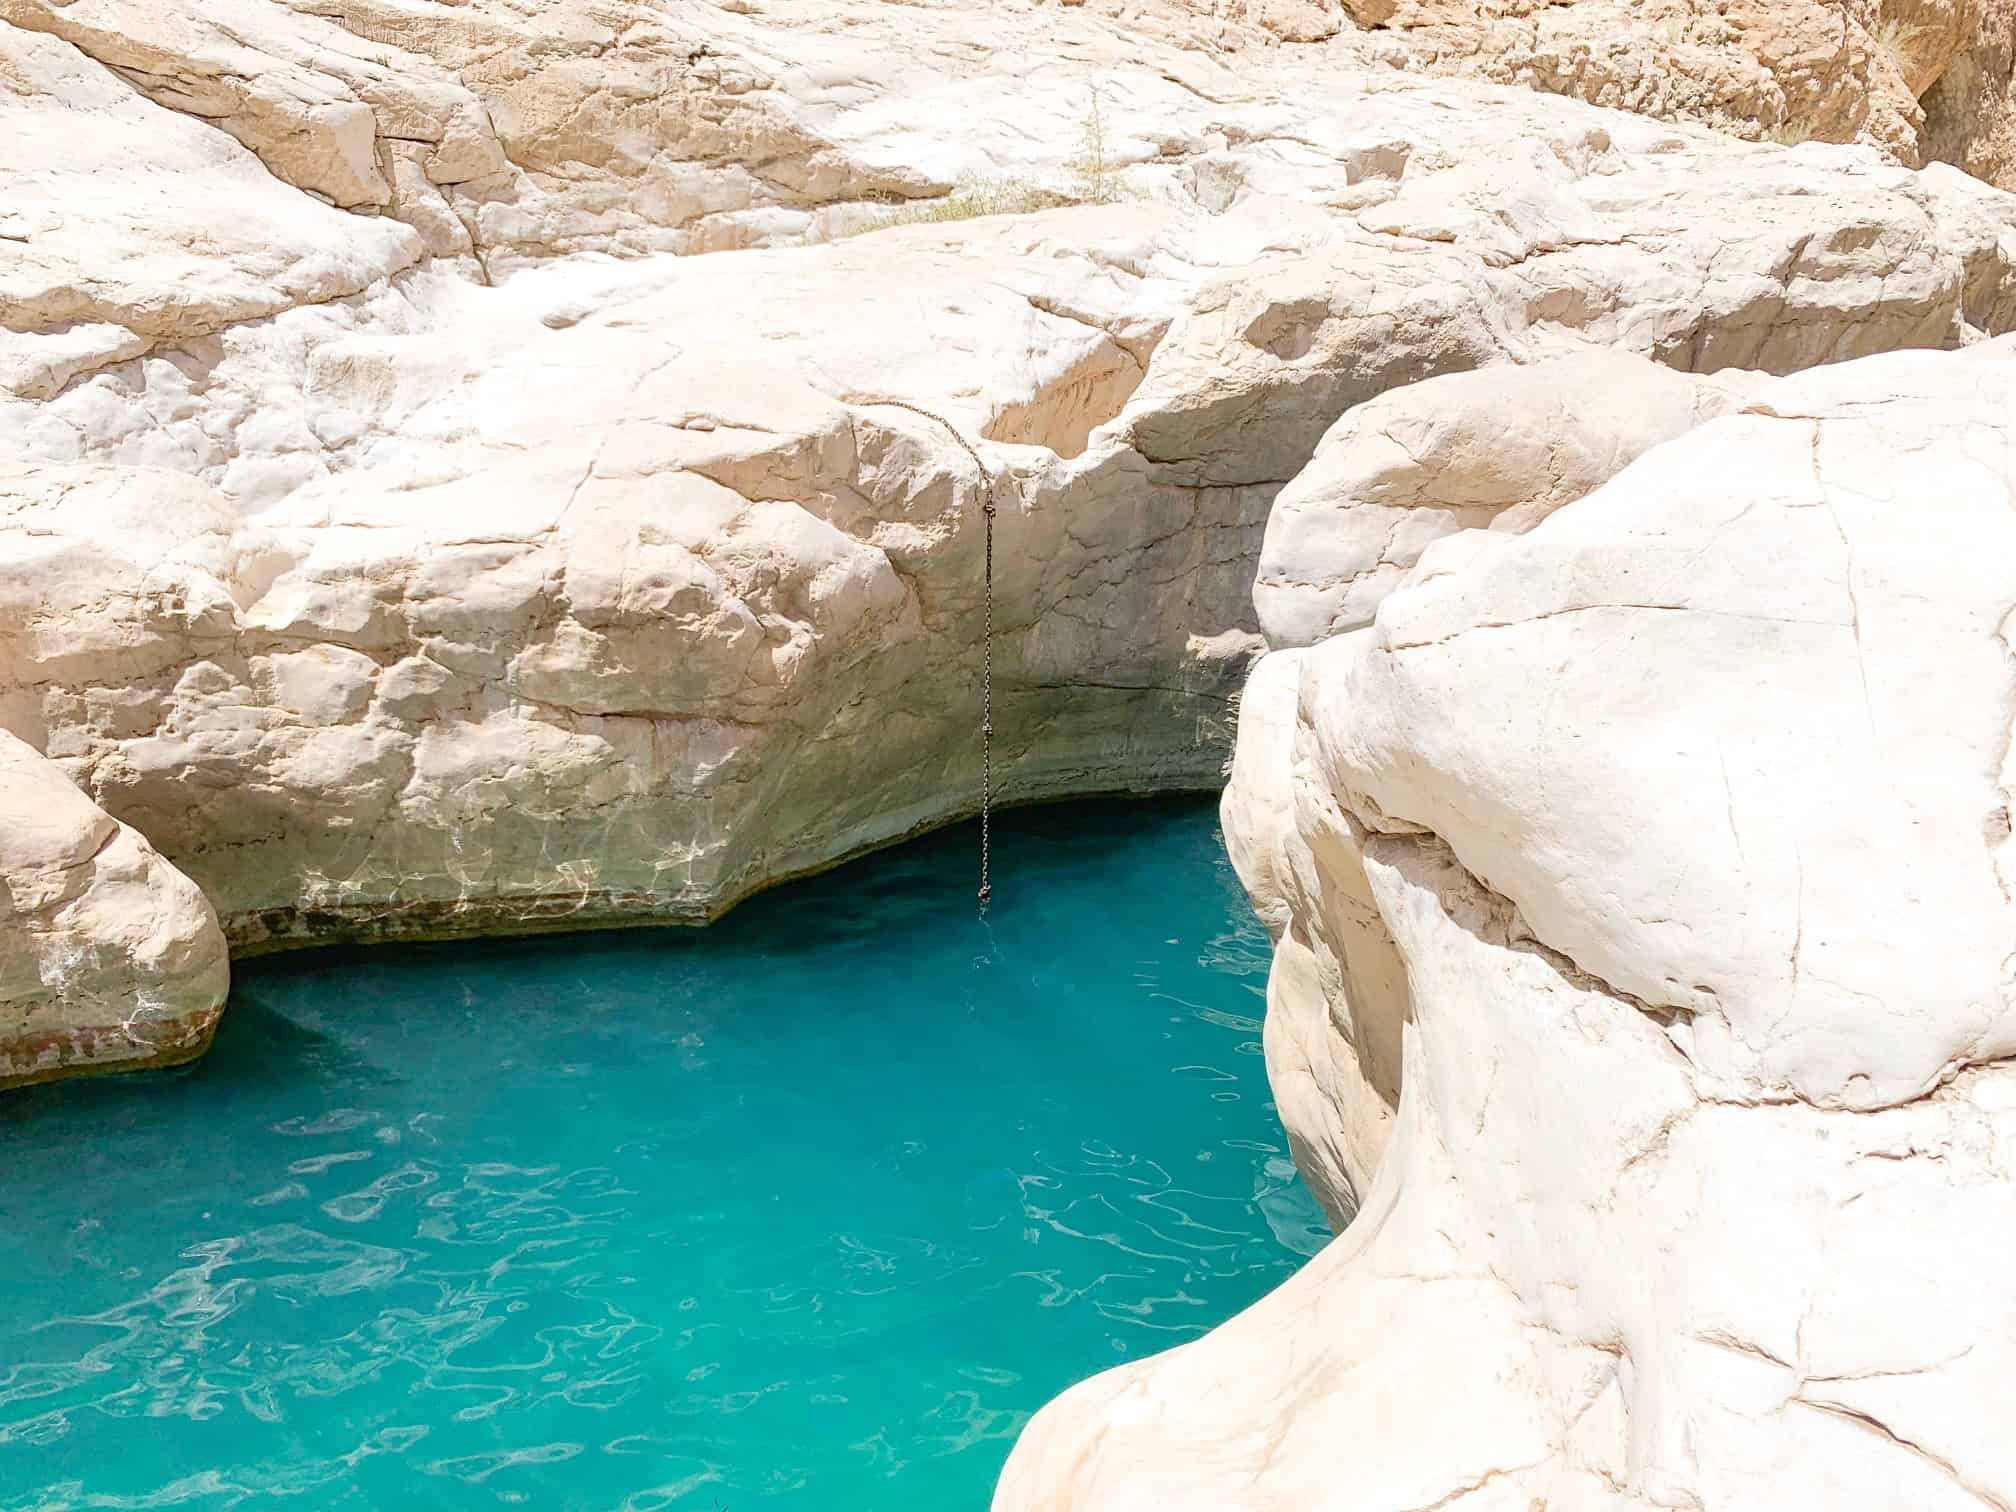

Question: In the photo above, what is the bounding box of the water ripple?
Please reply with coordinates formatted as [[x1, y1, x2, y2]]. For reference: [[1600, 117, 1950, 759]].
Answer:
[[0, 801, 1326, 1511]]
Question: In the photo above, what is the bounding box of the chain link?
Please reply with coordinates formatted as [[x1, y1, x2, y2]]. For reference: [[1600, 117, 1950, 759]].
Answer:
[[860, 399, 997, 912]]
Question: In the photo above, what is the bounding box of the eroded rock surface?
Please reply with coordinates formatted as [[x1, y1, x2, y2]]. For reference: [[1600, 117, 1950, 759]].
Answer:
[[1925, 0, 2016, 190], [999, 338, 2016, 1511], [1253, 352, 1764, 648], [0, 23, 422, 404], [0, 228, 1276, 946], [6, 0, 2016, 1042], [7, 63, 2015, 950], [1074, 0, 2005, 180], [1330, 0, 1981, 166], [9, 0, 2016, 409], [0, 731, 228, 1089]]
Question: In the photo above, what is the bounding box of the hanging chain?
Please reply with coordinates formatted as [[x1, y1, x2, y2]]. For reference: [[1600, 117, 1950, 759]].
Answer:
[[859, 399, 996, 911]]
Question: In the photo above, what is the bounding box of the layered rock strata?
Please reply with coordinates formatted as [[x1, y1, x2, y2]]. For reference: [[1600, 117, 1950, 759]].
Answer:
[[6, 0, 2016, 1096], [8, 28, 2016, 954], [5, 0, 2010, 284], [1925, 0, 2016, 190]]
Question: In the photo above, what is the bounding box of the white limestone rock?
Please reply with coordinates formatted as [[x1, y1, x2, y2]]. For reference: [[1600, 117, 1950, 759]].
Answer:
[[10, 0, 2016, 405], [1253, 353, 1765, 648], [0, 23, 422, 404], [999, 337, 2016, 1511], [6, 6, 2016, 958], [4, 0, 2016, 1041], [0, 220, 1278, 944], [0, 730, 229, 1089]]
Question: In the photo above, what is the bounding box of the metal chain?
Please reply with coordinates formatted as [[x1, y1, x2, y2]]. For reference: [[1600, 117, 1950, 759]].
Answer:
[[859, 399, 997, 911]]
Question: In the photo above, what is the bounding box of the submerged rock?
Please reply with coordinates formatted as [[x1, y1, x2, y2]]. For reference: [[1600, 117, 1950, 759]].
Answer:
[[999, 337, 2016, 1511], [0, 731, 228, 1088]]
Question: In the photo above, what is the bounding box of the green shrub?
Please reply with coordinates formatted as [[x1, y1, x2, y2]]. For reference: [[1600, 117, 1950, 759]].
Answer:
[[833, 91, 1135, 240]]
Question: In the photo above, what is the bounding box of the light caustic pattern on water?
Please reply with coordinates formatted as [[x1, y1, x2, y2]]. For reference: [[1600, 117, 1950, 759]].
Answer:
[[0, 800, 1327, 1511]]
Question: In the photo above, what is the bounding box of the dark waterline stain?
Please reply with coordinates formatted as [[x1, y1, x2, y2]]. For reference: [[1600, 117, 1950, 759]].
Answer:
[[0, 798, 1326, 1511]]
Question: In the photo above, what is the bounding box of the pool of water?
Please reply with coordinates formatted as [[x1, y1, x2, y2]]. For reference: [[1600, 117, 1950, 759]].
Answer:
[[0, 799, 1325, 1512]]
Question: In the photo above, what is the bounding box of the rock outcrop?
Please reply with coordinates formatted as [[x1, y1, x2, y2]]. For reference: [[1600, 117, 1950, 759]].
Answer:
[[0, 22, 423, 405], [1085, 0, 2007, 184], [1924, 0, 2016, 191], [7, 53, 2015, 950], [5, 0, 2016, 977], [0, 731, 228, 1089], [3, 0, 2015, 366], [5, 5, 2016, 1495], [999, 337, 2016, 1511], [1340, 0, 1985, 165], [1252, 352, 1764, 649]]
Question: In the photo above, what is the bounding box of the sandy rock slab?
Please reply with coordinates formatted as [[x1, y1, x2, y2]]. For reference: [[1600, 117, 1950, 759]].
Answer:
[[998, 339, 2016, 1510], [0, 731, 228, 1090]]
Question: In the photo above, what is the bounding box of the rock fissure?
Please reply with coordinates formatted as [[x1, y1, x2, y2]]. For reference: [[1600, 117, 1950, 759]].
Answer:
[[1785, 1399, 2015, 1512]]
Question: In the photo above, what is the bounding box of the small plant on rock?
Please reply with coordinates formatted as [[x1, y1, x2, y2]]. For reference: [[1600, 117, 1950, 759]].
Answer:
[[882, 179, 1079, 227], [1868, 16, 1931, 80], [834, 90, 1134, 239], [1069, 88, 1121, 206]]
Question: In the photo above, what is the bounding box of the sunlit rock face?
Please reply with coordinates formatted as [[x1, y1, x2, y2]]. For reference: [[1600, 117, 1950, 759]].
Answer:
[[7, 0, 2016, 949], [998, 338, 2016, 1512], [1265, 0, 1989, 171], [0, 237, 1276, 947], [2, 0, 2005, 277], [1252, 352, 1767, 650], [1087, 0, 2009, 186], [0, 731, 228, 1088], [1924, 0, 2016, 194]]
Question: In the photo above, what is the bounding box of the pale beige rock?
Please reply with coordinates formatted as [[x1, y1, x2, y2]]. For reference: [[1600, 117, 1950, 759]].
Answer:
[[1001, 337, 2016, 1512], [1138, 0, 2012, 188], [0, 730, 228, 1089], [4, 0, 2016, 1122], [0, 217, 1275, 946], [1084, 0, 2001, 171], [1924, 0, 2016, 191], [1322, 0, 1977, 165], [1, 0, 1104, 276], [7, 77, 2015, 951], [0, 23, 421, 402], [9, 0, 2016, 405], [1254, 353, 1763, 648], [1872, 0, 1984, 98], [1221, 641, 1401, 1222]]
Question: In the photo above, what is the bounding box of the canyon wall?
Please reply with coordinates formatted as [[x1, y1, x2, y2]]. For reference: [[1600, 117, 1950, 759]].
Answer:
[[8, 3, 2016, 1502], [5, 1, 2016, 1070], [998, 334, 2016, 1512], [10, 3, 2014, 971]]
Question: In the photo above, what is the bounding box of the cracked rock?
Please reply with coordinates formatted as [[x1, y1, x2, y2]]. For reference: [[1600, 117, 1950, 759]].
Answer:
[[999, 336, 2016, 1512]]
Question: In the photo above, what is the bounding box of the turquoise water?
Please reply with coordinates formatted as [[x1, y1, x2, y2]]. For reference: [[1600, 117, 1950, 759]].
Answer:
[[0, 800, 1324, 1512]]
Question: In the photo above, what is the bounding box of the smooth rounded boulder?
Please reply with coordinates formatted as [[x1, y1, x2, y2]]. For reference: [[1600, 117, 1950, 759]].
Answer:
[[998, 337, 2016, 1512], [0, 731, 229, 1089]]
